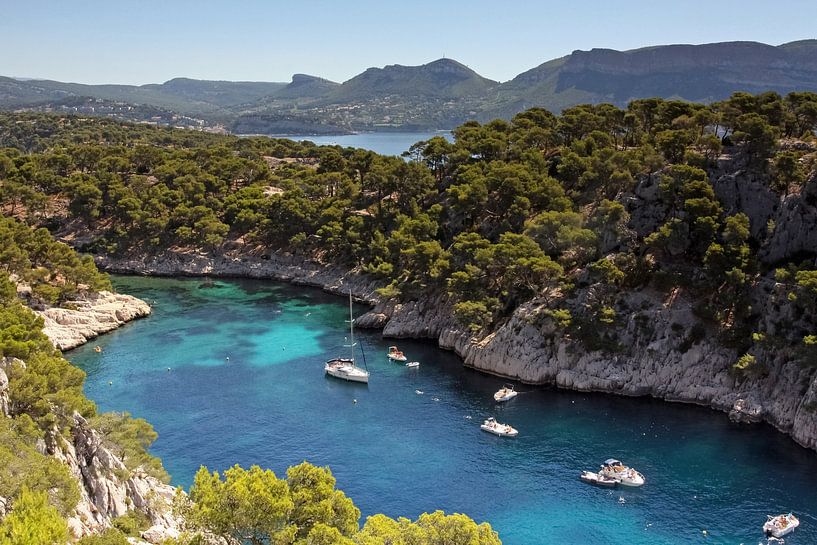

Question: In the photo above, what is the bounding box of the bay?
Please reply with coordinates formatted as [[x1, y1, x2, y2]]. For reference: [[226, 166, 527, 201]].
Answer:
[[69, 276, 817, 545], [279, 131, 452, 156]]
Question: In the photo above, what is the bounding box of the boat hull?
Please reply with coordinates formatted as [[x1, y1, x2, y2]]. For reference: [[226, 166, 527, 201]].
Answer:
[[580, 471, 617, 487], [494, 391, 518, 402], [325, 367, 369, 383]]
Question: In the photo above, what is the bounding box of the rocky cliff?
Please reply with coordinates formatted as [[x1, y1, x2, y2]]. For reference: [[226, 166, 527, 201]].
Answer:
[[1, 354, 181, 543], [35, 291, 152, 351], [368, 286, 817, 451], [49, 414, 180, 542]]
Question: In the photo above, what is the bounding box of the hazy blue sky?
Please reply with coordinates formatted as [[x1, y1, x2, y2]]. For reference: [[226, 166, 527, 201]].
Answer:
[[2, 0, 816, 84]]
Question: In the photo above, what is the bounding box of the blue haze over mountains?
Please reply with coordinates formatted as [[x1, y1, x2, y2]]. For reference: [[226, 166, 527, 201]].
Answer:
[[2, 40, 816, 134]]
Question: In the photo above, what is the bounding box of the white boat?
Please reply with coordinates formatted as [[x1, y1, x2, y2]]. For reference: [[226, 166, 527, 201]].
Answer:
[[325, 292, 369, 384], [579, 470, 618, 488], [406, 361, 420, 368], [599, 459, 645, 487], [763, 513, 799, 538], [480, 417, 518, 437], [494, 384, 518, 402], [387, 346, 407, 361]]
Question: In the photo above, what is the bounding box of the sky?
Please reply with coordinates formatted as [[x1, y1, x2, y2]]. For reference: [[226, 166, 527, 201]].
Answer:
[[2, 0, 816, 85]]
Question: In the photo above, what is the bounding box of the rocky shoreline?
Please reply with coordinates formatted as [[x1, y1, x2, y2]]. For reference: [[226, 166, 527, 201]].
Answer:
[[94, 249, 817, 453], [36, 290, 152, 351]]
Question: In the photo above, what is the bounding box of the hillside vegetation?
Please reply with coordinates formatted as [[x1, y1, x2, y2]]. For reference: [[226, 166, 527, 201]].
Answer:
[[3, 91, 817, 367]]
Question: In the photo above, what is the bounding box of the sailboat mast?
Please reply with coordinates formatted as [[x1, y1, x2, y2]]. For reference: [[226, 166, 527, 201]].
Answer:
[[348, 290, 355, 363]]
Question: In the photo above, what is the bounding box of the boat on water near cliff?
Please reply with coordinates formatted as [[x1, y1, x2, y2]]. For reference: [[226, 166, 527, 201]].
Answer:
[[387, 345, 407, 361], [763, 513, 799, 538], [325, 292, 369, 384], [494, 384, 517, 402], [599, 459, 645, 487]]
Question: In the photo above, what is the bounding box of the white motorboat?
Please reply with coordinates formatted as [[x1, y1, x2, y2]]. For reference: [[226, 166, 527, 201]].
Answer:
[[494, 384, 518, 402], [599, 459, 645, 487], [480, 417, 518, 437], [579, 470, 618, 488], [325, 292, 369, 384], [406, 361, 420, 368], [387, 346, 407, 361], [763, 513, 799, 538]]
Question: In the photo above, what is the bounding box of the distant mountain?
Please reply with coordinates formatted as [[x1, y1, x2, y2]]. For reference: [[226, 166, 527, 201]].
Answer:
[[486, 40, 817, 118], [0, 76, 288, 118], [144, 78, 287, 107], [272, 74, 339, 100], [3, 40, 817, 133], [329, 58, 498, 102]]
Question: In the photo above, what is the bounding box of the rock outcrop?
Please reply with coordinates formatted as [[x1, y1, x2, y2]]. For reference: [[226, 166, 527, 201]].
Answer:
[[36, 291, 152, 351], [48, 414, 181, 542]]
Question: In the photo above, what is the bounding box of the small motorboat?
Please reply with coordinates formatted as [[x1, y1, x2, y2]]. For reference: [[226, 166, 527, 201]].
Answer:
[[599, 459, 646, 487], [763, 513, 799, 538], [387, 346, 407, 361], [480, 417, 518, 437], [406, 361, 420, 368], [579, 470, 618, 487], [494, 384, 518, 402], [94, 346, 102, 353]]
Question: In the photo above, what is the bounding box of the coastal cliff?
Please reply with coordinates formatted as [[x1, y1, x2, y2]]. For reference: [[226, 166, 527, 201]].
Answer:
[[50, 414, 180, 542], [374, 289, 817, 451], [35, 291, 152, 351], [93, 247, 817, 453]]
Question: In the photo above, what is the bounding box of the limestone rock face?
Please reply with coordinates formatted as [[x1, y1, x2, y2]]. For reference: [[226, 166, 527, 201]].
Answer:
[[48, 414, 181, 542], [37, 291, 151, 351], [0, 357, 24, 418], [378, 288, 817, 451], [0, 367, 8, 418]]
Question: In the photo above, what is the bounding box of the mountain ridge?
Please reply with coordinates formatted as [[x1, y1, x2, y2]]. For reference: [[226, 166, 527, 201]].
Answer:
[[3, 40, 817, 132]]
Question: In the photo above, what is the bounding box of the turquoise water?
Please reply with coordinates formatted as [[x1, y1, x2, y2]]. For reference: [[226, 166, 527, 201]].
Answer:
[[281, 131, 452, 156], [69, 276, 817, 545]]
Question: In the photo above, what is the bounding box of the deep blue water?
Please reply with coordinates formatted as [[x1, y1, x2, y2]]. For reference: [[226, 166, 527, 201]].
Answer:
[[281, 131, 452, 156], [69, 276, 817, 545]]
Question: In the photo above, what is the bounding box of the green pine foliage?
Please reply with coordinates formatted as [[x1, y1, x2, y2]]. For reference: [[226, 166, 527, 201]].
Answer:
[[0, 487, 68, 545], [181, 462, 500, 545]]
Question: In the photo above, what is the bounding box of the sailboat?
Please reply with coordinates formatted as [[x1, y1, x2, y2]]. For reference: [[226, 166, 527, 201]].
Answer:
[[325, 291, 370, 383]]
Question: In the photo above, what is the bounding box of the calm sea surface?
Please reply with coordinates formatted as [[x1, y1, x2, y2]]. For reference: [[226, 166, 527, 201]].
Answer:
[[280, 131, 452, 156], [69, 276, 817, 545]]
